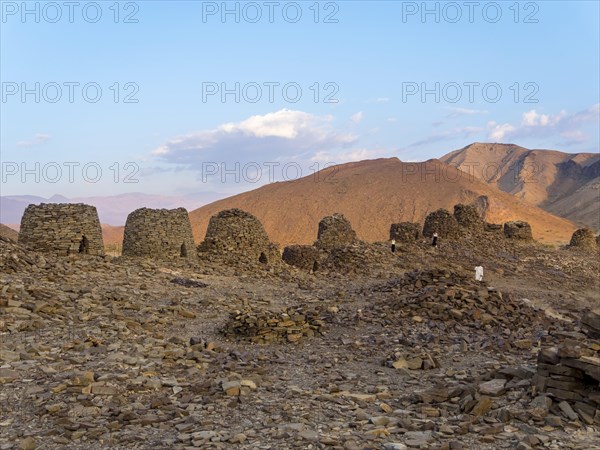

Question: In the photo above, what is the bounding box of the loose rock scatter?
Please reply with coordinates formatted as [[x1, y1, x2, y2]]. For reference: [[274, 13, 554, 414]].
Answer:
[[1, 202, 599, 449]]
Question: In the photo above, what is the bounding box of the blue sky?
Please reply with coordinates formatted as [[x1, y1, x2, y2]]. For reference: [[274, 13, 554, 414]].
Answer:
[[1, 0, 599, 197]]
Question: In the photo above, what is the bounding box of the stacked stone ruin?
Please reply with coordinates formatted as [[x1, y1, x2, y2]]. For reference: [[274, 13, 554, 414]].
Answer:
[[122, 207, 196, 260], [18, 203, 104, 256], [221, 306, 327, 344], [283, 213, 359, 271], [314, 213, 357, 250], [533, 310, 599, 425], [503, 220, 533, 240], [197, 208, 280, 265], [453, 203, 484, 230], [422, 208, 460, 239], [569, 228, 597, 251], [389, 222, 421, 243], [281, 245, 323, 271]]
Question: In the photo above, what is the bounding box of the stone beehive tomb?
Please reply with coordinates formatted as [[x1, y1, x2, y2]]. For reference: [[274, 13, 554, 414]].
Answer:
[[198, 208, 280, 264], [503, 220, 533, 240], [122, 207, 196, 260], [315, 213, 357, 250], [389, 222, 421, 243], [422, 208, 460, 239], [18, 203, 104, 256], [453, 203, 484, 230], [282, 245, 323, 272], [569, 228, 597, 251]]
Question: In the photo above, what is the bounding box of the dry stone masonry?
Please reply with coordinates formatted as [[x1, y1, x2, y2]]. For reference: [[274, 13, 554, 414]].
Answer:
[[389, 222, 422, 243], [534, 321, 599, 425], [281, 245, 323, 271], [198, 209, 280, 265], [422, 209, 460, 239], [315, 213, 357, 250], [18, 203, 104, 256], [221, 306, 327, 344], [503, 220, 533, 240], [122, 207, 196, 260], [569, 228, 597, 251], [453, 203, 484, 230]]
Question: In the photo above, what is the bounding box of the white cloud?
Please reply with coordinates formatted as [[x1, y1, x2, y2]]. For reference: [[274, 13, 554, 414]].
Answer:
[[387, 117, 397, 123], [486, 104, 599, 144], [350, 112, 364, 124], [446, 107, 488, 118], [376, 97, 390, 103], [487, 122, 517, 140], [310, 148, 383, 164], [153, 109, 358, 164], [16, 133, 50, 147]]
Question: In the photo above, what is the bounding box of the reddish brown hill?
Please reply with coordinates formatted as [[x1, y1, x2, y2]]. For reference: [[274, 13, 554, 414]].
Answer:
[[189, 158, 577, 246], [440, 143, 599, 229], [102, 224, 125, 250], [0, 223, 19, 241]]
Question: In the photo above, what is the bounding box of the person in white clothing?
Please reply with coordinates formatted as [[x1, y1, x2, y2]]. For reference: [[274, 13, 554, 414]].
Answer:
[[475, 265, 484, 282]]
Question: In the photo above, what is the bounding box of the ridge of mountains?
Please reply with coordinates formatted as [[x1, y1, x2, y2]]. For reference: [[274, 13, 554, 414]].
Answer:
[[2, 143, 597, 246]]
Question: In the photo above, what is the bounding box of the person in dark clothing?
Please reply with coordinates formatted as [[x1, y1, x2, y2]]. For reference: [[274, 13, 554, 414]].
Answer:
[[431, 232, 438, 248], [391, 239, 396, 253]]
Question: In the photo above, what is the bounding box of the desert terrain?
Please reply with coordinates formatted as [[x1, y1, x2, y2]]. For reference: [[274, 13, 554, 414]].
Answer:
[[1, 207, 598, 450]]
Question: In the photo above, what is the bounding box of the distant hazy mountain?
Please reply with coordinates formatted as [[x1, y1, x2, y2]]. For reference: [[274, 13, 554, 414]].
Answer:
[[440, 143, 599, 230], [189, 157, 578, 245], [0, 192, 227, 226]]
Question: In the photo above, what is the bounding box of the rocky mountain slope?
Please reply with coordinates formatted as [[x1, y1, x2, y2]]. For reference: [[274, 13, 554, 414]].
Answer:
[[440, 143, 599, 230], [189, 158, 577, 246]]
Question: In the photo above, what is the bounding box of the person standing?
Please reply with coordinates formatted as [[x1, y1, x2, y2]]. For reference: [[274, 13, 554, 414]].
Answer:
[[431, 232, 438, 248], [391, 239, 396, 253], [475, 265, 484, 282]]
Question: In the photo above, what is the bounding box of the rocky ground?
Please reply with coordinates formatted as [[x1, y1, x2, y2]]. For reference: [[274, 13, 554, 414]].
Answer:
[[1, 234, 598, 450]]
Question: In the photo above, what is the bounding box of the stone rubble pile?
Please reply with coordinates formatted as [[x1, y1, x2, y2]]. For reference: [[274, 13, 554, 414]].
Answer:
[[220, 306, 327, 344], [369, 268, 552, 334]]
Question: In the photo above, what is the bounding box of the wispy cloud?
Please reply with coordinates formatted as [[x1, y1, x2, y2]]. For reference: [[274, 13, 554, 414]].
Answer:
[[445, 107, 488, 118], [16, 133, 50, 148], [408, 126, 483, 148], [487, 104, 599, 143], [310, 148, 386, 164], [350, 112, 364, 124]]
